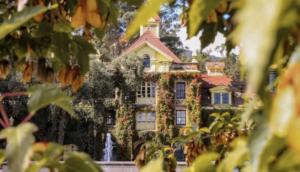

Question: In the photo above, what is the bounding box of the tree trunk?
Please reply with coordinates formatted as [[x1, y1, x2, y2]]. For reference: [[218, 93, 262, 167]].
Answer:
[[57, 112, 70, 145]]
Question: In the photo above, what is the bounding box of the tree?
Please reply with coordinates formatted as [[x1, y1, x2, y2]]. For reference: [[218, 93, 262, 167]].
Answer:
[[159, 1, 186, 60]]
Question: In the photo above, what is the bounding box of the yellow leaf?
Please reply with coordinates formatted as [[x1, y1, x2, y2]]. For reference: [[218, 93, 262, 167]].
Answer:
[[270, 85, 296, 137], [125, 0, 173, 39], [188, 0, 225, 38], [71, 0, 87, 29], [234, 0, 295, 93], [288, 118, 300, 157], [86, 0, 102, 28]]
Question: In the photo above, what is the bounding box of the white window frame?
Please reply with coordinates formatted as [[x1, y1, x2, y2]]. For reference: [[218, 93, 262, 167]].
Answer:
[[176, 110, 186, 125], [136, 112, 156, 130], [209, 86, 232, 105], [212, 92, 231, 104], [137, 82, 155, 98]]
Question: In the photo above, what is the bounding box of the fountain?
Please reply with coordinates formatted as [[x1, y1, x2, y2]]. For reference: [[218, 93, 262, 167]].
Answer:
[[103, 133, 114, 161]]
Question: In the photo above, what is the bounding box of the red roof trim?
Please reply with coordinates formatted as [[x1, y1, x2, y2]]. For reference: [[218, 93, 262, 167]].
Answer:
[[200, 74, 232, 87], [206, 62, 225, 67], [154, 15, 161, 21], [118, 30, 182, 63]]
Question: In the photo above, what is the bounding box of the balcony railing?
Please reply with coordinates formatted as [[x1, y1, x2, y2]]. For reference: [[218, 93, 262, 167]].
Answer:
[[174, 99, 185, 105], [170, 63, 199, 71]]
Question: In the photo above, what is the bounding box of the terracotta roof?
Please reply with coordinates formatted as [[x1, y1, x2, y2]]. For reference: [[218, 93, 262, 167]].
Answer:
[[154, 15, 162, 21], [119, 30, 182, 63], [201, 74, 232, 88], [206, 62, 225, 67]]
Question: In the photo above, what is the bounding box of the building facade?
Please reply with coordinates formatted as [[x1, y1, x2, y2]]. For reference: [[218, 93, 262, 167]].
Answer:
[[105, 16, 245, 161]]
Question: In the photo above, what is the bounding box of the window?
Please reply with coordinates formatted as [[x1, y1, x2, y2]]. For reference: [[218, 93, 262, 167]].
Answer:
[[136, 112, 155, 130], [137, 82, 155, 98], [106, 111, 116, 125], [214, 93, 221, 104], [176, 111, 186, 125], [176, 83, 185, 99], [213, 93, 230, 104], [143, 56, 150, 67], [222, 93, 229, 104]]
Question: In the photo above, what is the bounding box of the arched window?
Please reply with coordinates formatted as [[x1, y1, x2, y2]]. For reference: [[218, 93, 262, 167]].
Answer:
[[143, 55, 150, 67]]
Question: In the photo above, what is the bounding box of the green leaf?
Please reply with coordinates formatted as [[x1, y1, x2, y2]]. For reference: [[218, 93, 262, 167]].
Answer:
[[248, 115, 287, 172], [170, 154, 177, 171], [188, 0, 224, 38], [44, 143, 65, 159], [14, 30, 30, 60], [217, 138, 248, 172], [241, 165, 253, 172], [53, 21, 73, 33], [0, 150, 6, 165], [221, 112, 231, 122], [120, 0, 143, 6], [99, 0, 111, 7], [108, 1, 119, 26], [231, 114, 241, 121], [96, 0, 109, 16], [94, 28, 106, 41], [199, 127, 211, 133], [145, 145, 158, 161], [210, 113, 221, 118], [66, 0, 79, 16], [50, 32, 71, 64], [140, 157, 165, 172], [171, 136, 181, 146], [269, 149, 300, 172], [200, 23, 217, 50], [51, 59, 63, 73], [192, 123, 198, 131], [225, 39, 234, 58], [183, 153, 220, 172], [27, 84, 75, 117], [63, 152, 104, 172], [211, 122, 224, 134], [72, 36, 97, 75], [194, 133, 202, 145], [0, 123, 37, 172], [73, 36, 97, 55], [126, 0, 173, 38], [32, 21, 53, 38], [0, 5, 58, 40], [239, 96, 259, 129], [70, 41, 79, 56]]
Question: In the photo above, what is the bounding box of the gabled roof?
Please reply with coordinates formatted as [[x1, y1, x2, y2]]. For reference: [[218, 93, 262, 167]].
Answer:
[[201, 74, 232, 88], [206, 62, 225, 67], [118, 30, 182, 63], [154, 15, 162, 21]]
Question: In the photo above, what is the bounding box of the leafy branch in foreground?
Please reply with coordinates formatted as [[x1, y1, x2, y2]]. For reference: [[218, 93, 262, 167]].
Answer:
[[0, 85, 103, 172]]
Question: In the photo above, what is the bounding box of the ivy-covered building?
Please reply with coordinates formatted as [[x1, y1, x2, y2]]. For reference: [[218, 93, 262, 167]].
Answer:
[[105, 16, 245, 161], [200, 62, 246, 108]]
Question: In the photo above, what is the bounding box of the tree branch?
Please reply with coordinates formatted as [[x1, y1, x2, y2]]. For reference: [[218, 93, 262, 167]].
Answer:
[[0, 103, 10, 127]]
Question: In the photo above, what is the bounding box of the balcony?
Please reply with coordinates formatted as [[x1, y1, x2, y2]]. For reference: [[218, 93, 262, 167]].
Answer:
[[174, 99, 185, 105], [170, 62, 199, 71]]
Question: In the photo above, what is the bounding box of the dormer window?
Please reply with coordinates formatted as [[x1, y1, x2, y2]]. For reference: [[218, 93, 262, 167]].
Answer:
[[206, 62, 225, 76], [143, 55, 150, 68], [209, 86, 232, 105]]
